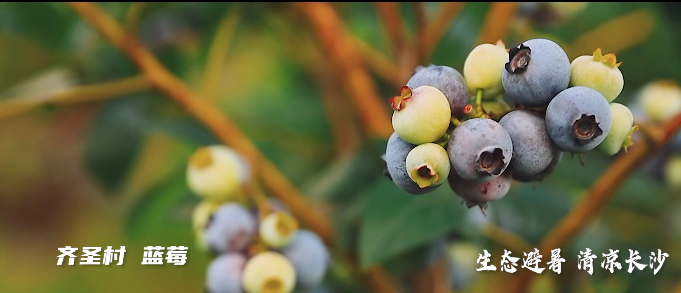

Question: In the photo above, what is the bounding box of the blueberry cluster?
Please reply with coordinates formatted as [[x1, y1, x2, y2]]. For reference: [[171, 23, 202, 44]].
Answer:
[[631, 80, 681, 191], [187, 145, 330, 293], [383, 39, 636, 212]]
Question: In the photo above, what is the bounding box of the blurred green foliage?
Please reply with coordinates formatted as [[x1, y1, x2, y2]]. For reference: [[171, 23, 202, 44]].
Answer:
[[1, 2, 681, 293]]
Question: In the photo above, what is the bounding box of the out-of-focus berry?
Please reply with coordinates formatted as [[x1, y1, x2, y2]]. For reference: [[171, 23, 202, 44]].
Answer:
[[242, 251, 296, 293], [187, 145, 250, 202], [259, 211, 299, 249]]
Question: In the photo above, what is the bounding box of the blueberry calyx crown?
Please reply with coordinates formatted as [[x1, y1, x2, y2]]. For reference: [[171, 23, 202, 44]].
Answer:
[[592, 48, 622, 69], [189, 147, 214, 170], [274, 212, 299, 237], [476, 147, 506, 175], [411, 164, 439, 188], [505, 43, 532, 74], [261, 277, 284, 293], [389, 86, 413, 111], [573, 114, 603, 145]]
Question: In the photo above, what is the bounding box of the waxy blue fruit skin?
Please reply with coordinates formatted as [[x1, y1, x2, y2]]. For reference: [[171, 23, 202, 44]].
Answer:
[[204, 203, 257, 254], [502, 38, 571, 107], [282, 230, 330, 288], [447, 118, 513, 182], [545, 86, 613, 153], [499, 110, 557, 176], [407, 65, 470, 119], [448, 170, 513, 210], [512, 149, 563, 182], [385, 132, 440, 194], [205, 253, 247, 293]]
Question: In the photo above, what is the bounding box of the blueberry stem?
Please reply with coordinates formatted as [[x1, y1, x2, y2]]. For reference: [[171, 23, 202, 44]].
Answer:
[[451, 117, 462, 127], [245, 180, 273, 220], [474, 89, 489, 119], [436, 133, 450, 148]]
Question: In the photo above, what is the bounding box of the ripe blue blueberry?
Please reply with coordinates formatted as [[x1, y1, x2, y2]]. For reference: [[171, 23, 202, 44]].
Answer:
[[502, 38, 571, 107], [204, 203, 257, 253], [206, 253, 247, 293], [282, 229, 330, 288], [512, 149, 563, 182], [545, 86, 613, 153], [407, 64, 470, 119], [448, 170, 513, 212], [499, 110, 557, 176], [385, 132, 441, 194], [447, 118, 513, 182]]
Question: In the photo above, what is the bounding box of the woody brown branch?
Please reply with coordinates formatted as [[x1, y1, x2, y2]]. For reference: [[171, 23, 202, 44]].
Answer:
[[65, 3, 401, 293]]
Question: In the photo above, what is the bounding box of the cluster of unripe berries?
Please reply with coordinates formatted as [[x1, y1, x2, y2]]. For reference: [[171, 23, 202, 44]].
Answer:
[[187, 145, 330, 293], [631, 80, 681, 191], [383, 38, 635, 212]]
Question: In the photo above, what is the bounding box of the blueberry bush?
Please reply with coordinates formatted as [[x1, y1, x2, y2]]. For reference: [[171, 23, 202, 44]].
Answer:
[[2, 2, 681, 293]]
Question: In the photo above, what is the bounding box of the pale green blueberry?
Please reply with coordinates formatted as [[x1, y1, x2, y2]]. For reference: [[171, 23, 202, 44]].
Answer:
[[464, 40, 508, 99], [569, 48, 624, 102], [242, 252, 296, 293], [405, 143, 451, 188], [639, 80, 681, 123], [595, 103, 635, 156], [187, 145, 248, 201], [259, 211, 299, 249], [390, 85, 451, 145]]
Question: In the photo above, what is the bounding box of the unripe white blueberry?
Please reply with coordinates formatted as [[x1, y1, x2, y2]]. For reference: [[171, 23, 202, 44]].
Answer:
[[242, 251, 296, 293], [639, 80, 681, 123], [187, 145, 250, 202], [259, 211, 299, 249]]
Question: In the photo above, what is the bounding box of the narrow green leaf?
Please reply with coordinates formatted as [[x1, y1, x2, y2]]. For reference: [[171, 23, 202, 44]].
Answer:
[[359, 179, 463, 268]]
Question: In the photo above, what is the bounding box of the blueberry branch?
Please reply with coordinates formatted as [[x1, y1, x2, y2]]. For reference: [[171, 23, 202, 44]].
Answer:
[[475, 2, 520, 45], [295, 2, 394, 139], [65, 3, 400, 293], [507, 111, 681, 293], [63, 0, 336, 249], [352, 35, 403, 87], [424, 3, 466, 59], [375, 2, 418, 84], [0, 75, 150, 119]]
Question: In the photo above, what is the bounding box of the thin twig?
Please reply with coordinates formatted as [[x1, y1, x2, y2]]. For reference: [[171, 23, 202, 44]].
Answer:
[[374, 2, 417, 86], [413, 2, 428, 66], [124, 2, 147, 33], [295, 2, 394, 139], [308, 56, 363, 157], [265, 10, 363, 157], [475, 2, 520, 45], [374, 2, 408, 59], [64, 1, 336, 245], [425, 2, 466, 56], [352, 35, 402, 87], [201, 9, 240, 102], [508, 112, 681, 293], [0, 75, 150, 119]]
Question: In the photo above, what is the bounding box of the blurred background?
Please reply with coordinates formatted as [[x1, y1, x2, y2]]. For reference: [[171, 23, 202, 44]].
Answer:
[[1, 2, 681, 293]]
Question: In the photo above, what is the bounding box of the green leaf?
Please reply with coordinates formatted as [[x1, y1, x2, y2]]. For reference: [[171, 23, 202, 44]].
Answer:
[[125, 166, 196, 243], [359, 179, 463, 268], [302, 146, 383, 203], [83, 94, 156, 192]]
